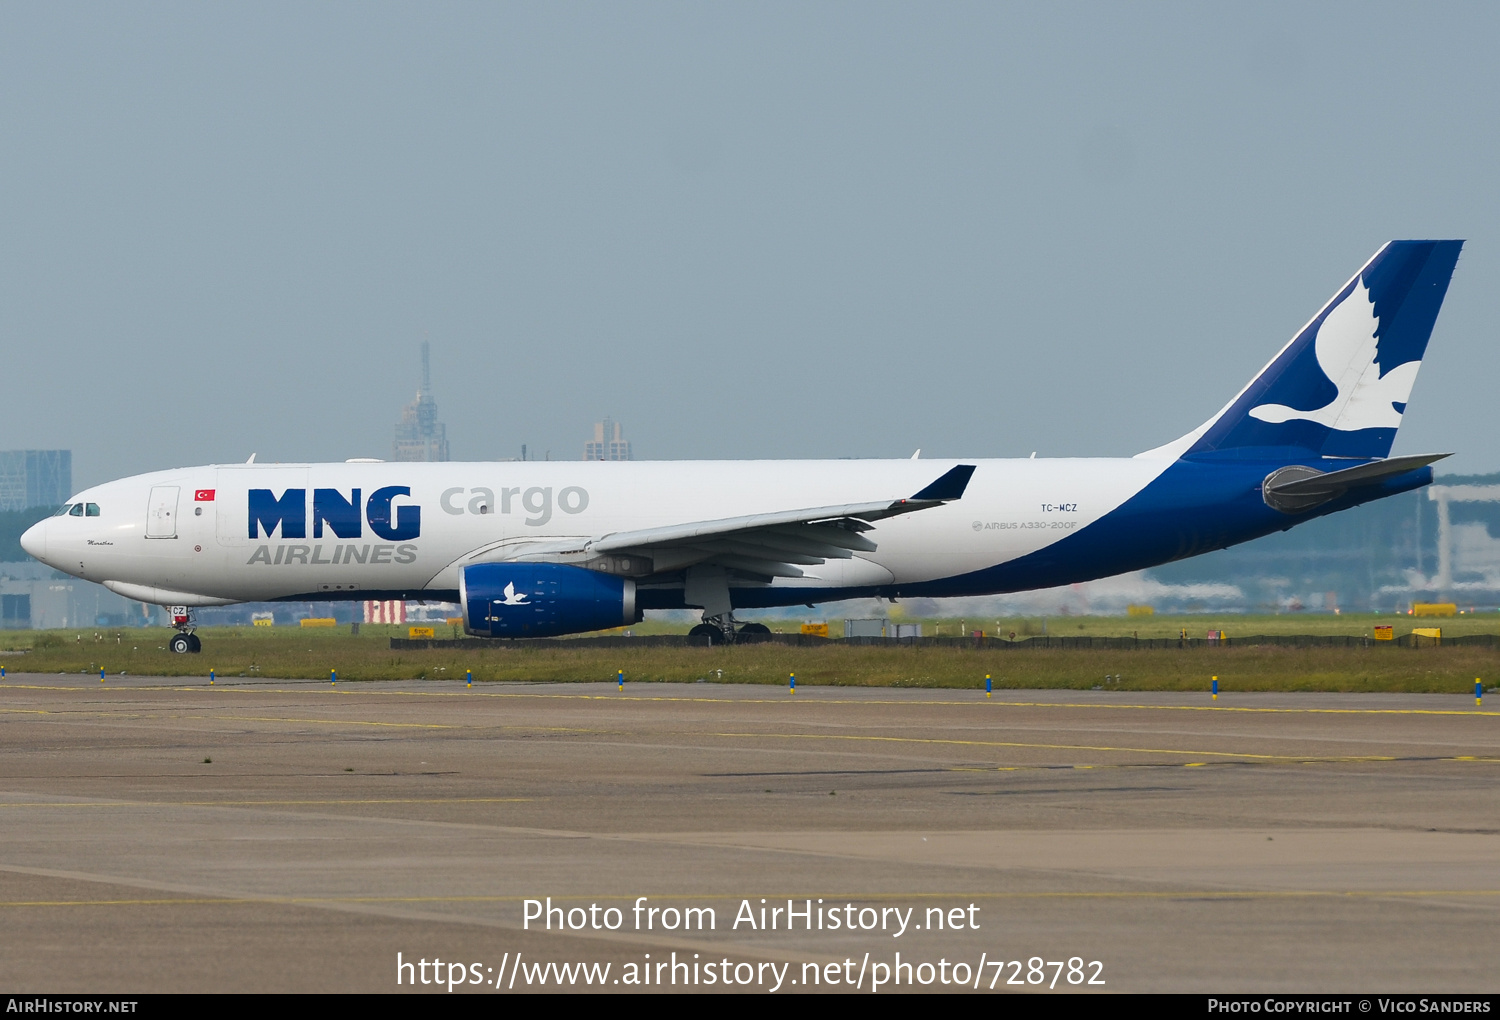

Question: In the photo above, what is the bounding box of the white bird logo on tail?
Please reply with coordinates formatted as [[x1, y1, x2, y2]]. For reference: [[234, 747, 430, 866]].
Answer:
[[498, 582, 530, 606], [1249, 279, 1420, 432]]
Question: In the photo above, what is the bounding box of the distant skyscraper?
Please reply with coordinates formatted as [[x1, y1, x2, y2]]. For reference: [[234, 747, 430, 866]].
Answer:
[[584, 418, 631, 461], [0, 451, 72, 511], [392, 342, 450, 462]]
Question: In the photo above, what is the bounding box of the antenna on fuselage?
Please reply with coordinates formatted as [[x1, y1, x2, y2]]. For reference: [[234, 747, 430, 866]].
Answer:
[[246, 453, 257, 464]]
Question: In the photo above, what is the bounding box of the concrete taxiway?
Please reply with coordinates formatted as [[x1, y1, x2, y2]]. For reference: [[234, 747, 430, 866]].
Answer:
[[0, 674, 1497, 992]]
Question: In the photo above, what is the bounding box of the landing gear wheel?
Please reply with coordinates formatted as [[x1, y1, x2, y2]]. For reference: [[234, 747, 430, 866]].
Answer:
[[170, 633, 193, 654], [187, 634, 202, 653], [688, 623, 724, 645], [736, 622, 772, 644]]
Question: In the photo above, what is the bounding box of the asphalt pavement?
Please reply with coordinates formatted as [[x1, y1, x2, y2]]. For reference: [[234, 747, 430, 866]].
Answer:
[[1, 675, 1496, 992]]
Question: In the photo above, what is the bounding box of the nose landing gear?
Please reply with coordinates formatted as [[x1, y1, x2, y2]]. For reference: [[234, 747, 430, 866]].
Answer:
[[169, 632, 201, 654], [167, 606, 202, 654]]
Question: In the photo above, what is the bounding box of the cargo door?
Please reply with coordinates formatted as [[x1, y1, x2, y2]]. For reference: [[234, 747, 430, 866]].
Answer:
[[145, 486, 179, 539]]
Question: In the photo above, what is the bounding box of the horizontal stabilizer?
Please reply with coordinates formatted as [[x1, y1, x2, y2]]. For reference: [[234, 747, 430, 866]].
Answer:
[[1262, 453, 1448, 513], [1266, 453, 1450, 496]]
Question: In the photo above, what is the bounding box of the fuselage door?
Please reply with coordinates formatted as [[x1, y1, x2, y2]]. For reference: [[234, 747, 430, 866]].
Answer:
[[146, 486, 180, 539]]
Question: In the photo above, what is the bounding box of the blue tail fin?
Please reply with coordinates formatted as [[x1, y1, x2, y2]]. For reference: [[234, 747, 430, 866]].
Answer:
[[1148, 240, 1463, 461]]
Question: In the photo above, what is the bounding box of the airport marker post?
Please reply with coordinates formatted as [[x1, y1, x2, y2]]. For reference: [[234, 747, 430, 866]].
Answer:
[[2, 666, 5, 678], [1478, 679, 1484, 707], [209, 668, 214, 685], [986, 674, 992, 698], [1212, 676, 1218, 701], [617, 669, 624, 691], [466, 669, 473, 688], [330, 669, 336, 685], [100, 667, 105, 682], [789, 672, 796, 694]]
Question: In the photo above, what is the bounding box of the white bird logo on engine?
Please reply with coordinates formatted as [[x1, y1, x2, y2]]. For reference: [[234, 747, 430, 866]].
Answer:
[[1249, 279, 1420, 432], [498, 582, 530, 606]]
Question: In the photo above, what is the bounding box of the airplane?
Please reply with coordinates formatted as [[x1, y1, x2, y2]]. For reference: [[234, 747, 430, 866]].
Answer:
[[21, 240, 1463, 654]]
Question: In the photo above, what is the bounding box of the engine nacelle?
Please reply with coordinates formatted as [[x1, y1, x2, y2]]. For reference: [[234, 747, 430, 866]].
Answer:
[[460, 563, 638, 638]]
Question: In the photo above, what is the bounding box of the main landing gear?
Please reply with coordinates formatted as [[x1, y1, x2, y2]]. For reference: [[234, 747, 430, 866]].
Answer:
[[736, 622, 772, 643], [688, 617, 773, 645], [167, 606, 202, 654]]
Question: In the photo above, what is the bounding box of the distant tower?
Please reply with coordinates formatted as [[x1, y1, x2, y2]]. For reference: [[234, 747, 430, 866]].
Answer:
[[584, 418, 631, 461], [0, 450, 72, 510], [392, 342, 450, 462]]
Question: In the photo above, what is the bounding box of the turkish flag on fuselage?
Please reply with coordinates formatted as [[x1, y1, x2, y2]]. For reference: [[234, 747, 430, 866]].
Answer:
[[194, 490, 215, 502]]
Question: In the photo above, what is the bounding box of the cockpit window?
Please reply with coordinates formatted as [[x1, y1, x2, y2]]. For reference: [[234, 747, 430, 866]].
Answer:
[[68, 503, 84, 517], [85, 503, 100, 517], [54, 504, 73, 517]]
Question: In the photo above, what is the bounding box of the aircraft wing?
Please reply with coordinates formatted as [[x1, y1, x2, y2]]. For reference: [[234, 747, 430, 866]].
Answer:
[[512, 464, 975, 580]]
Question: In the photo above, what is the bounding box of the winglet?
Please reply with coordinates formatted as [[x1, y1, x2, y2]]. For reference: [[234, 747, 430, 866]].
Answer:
[[909, 464, 976, 502]]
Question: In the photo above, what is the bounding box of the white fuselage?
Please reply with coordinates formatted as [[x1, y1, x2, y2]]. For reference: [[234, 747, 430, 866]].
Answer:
[[23, 457, 1171, 606]]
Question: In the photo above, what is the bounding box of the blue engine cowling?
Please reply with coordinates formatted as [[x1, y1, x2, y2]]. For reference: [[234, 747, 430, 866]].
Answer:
[[460, 563, 638, 638]]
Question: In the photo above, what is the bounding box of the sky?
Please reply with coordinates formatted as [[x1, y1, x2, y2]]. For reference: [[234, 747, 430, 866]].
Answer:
[[2, 2, 1498, 489]]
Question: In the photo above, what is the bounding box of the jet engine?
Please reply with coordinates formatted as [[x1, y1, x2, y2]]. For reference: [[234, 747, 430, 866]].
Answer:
[[460, 563, 639, 638]]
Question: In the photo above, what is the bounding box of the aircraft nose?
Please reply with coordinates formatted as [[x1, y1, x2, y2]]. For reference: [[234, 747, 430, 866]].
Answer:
[[19, 520, 47, 562]]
